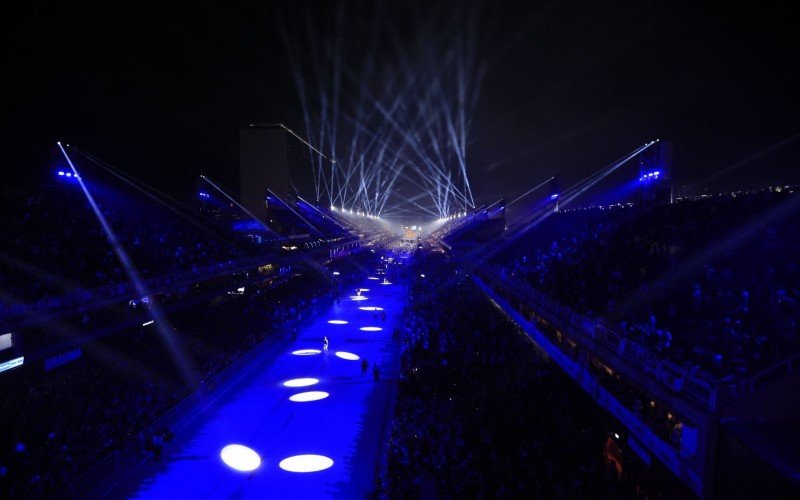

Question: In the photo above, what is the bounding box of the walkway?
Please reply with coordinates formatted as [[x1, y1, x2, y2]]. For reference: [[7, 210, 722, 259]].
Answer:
[[89, 275, 405, 499]]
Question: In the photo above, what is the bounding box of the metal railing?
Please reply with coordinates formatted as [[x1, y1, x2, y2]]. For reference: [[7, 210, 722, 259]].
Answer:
[[63, 302, 321, 498], [743, 352, 800, 396], [0, 255, 278, 324], [485, 265, 800, 413], [480, 266, 721, 411]]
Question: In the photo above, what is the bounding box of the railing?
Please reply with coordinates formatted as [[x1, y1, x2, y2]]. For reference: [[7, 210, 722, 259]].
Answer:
[[0, 254, 278, 325], [64, 299, 321, 498], [479, 266, 722, 411], [744, 352, 800, 396]]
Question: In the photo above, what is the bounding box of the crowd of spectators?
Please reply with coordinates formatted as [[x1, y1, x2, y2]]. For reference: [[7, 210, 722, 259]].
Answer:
[[378, 252, 648, 498], [0, 241, 376, 497], [0, 183, 267, 314], [8, 169, 796, 496], [0, 273, 330, 498], [490, 188, 800, 383]]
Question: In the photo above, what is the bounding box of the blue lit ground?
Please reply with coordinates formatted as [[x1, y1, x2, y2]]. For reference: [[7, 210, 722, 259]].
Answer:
[[92, 277, 405, 498]]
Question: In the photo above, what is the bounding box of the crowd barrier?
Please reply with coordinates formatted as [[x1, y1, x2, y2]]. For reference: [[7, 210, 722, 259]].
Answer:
[[0, 255, 276, 324], [480, 266, 726, 411]]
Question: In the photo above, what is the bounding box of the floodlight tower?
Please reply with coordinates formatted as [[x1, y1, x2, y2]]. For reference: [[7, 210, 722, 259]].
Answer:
[[638, 140, 673, 204], [548, 175, 560, 211]]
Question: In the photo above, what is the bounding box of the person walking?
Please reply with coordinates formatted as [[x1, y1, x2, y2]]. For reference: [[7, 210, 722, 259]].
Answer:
[[323, 336, 329, 353], [361, 358, 369, 375], [372, 364, 380, 381]]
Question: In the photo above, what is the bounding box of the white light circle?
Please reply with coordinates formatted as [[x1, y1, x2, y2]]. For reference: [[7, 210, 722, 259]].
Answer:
[[283, 378, 319, 388], [349, 296, 368, 301], [292, 349, 321, 356], [279, 454, 334, 473], [380, 282, 392, 285], [335, 351, 360, 360], [367, 277, 379, 280], [220, 444, 261, 472], [360, 326, 383, 332], [357, 288, 370, 292], [289, 391, 330, 402], [327, 320, 348, 325], [358, 306, 384, 311]]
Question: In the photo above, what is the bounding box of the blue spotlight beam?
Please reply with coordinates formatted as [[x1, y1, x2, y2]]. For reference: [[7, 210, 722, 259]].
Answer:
[[471, 141, 659, 265], [57, 142, 200, 389], [507, 177, 554, 207], [283, 2, 484, 220], [68, 146, 247, 247], [199, 175, 285, 240]]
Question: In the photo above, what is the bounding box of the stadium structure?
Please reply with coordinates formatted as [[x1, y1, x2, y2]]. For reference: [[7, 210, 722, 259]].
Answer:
[[1, 130, 798, 499]]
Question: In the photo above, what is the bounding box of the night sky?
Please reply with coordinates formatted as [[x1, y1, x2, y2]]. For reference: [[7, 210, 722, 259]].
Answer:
[[5, 1, 800, 208]]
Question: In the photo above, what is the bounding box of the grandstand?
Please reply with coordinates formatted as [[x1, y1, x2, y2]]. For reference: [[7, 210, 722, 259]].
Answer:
[[6, 0, 800, 495], [435, 181, 800, 498], [2, 129, 799, 499]]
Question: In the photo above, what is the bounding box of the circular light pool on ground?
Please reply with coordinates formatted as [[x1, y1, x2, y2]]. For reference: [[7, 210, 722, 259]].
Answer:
[[380, 282, 392, 285], [358, 306, 384, 311], [279, 454, 334, 473], [327, 319, 348, 325], [349, 296, 368, 301], [335, 351, 360, 360], [360, 326, 383, 332], [367, 277, 379, 280], [357, 288, 370, 292], [292, 349, 321, 356], [289, 391, 330, 402], [220, 444, 261, 472], [283, 378, 319, 388]]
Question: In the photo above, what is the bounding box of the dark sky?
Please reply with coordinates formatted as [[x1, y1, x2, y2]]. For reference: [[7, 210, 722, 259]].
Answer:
[[5, 1, 800, 207]]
